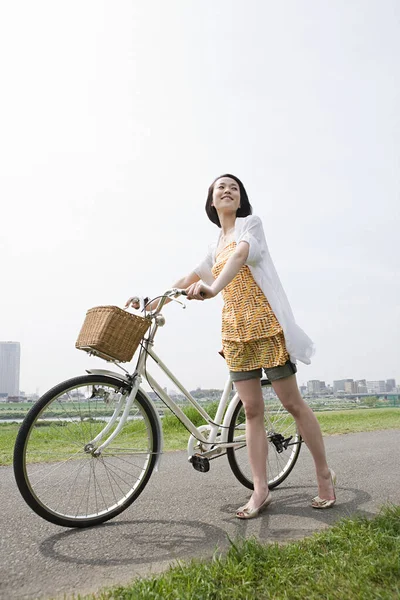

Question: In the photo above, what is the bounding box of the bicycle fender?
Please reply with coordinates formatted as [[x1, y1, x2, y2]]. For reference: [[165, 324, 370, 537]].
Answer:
[[222, 392, 241, 434], [85, 368, 131, 384], [136, 386, 164, 472]]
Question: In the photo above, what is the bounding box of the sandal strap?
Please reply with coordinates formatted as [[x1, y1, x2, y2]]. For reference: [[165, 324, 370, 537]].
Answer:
[[311, 495, 336, 508]]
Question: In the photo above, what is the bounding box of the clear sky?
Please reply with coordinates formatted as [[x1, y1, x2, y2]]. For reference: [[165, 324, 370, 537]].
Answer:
[[1, 0, 399, 394]]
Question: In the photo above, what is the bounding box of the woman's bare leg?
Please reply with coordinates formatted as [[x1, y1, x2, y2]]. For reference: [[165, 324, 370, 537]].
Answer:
[[272, 375, 335, 500], [234, 378, 270, 510]]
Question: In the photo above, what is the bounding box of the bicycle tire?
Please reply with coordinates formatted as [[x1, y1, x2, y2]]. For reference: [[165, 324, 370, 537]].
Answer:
[[13, 374, 159, 528], [227, 379, 302, 490]]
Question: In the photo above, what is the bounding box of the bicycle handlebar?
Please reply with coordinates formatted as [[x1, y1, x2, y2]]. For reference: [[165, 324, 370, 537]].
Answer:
[[128, 288, 204, 317], [145, 288, 187, 315]]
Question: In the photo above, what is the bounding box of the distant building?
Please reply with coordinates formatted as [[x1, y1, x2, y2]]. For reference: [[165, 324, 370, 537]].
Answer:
[[307, 380, 320, 395], [356, 380, 368, 393], [367, 380, 386, 394], [386, 379, 396, 392], [307, 380, 327, 395], [0, 342, 20, 397], [344, 380, 357, 394], [296, 378, 396, 395], [333, 379, 353, 394], [333, 380, 344, 394]]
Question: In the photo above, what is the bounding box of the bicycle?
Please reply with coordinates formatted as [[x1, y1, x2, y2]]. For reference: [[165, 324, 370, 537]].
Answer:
[[13, 289, 302, 528]]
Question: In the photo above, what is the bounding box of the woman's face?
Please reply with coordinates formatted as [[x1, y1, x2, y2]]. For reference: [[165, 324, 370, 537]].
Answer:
[[212, 177, 241, 215]]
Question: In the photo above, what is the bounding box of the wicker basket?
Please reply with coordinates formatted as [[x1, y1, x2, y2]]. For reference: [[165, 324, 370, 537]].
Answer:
[[76, 306, 151, 362]]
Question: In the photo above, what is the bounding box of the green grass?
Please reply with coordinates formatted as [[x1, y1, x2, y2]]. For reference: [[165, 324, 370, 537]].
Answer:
[[315, 408, 400, 435], [74, 505, 400, 600], [158, 407, 400, 450], [161, 406, 400, 439], [0, 423, 20, 466], [1, 407, 399, 467]]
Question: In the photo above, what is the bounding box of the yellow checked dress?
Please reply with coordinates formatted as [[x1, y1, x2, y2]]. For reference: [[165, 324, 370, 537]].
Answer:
[[212, 242, 290, 372]]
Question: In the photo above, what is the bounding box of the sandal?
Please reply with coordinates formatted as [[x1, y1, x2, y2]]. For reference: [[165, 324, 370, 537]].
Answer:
[[236, 493, 272, 519], [311, 468, 337, 509]]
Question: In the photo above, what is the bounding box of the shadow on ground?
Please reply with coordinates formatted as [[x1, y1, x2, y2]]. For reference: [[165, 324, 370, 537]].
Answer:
[[39, 483, 375, 567]]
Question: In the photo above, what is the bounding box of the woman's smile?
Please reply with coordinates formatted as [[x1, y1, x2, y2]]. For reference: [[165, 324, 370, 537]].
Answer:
[[212, 177, 241, 213]]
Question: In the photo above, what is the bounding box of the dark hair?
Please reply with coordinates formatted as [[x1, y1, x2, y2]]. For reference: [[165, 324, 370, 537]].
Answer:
[[205, 173, 252, 227]]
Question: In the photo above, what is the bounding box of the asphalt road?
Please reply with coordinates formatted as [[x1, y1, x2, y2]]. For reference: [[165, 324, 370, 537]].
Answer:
[[1, 429, 399, 600]]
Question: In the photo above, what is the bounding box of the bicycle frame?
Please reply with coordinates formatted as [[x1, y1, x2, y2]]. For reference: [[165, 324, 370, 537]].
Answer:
[[85, 294, 245, 461], [144, 346, 243, 456]]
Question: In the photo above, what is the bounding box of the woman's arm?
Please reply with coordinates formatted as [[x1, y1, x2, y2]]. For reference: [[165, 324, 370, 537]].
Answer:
[[173, 272, 201, 290], [186, 242, 249, 300]]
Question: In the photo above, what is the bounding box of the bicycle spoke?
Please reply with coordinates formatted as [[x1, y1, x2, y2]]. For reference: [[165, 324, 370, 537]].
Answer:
[[93, 461, 110, 514], [99, 460, 128, 500], [99, 456, 119, 508], [102, 455, 152, 471], [61, 459, 91, 515], [30, 450, 84, 488]]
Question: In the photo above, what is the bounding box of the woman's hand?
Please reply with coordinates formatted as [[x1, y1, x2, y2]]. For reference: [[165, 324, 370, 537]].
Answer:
[[185, 282, 215, 300]]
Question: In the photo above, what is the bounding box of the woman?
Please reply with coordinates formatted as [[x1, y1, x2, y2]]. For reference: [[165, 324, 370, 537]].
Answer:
[[129, 174, 336, 519]]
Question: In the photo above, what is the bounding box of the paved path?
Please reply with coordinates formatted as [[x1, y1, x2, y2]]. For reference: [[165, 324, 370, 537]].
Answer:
[[1, 430, 399, 600]]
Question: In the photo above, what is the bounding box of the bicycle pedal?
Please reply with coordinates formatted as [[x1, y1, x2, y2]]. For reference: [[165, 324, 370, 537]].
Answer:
[[190, 454, 210, 473]]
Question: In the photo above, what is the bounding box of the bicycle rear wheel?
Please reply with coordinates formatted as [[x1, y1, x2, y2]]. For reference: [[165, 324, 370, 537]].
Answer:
[[13, 374, 159, 527], [227, 379, 301, 489]]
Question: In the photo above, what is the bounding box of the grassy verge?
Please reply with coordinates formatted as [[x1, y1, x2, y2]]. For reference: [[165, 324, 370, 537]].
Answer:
[[1, 407, 400, 467], [75, 505, 400, 600], [315, 407, 400, 435], [147, 406, 400, 451], [161, 406, 400, 447]]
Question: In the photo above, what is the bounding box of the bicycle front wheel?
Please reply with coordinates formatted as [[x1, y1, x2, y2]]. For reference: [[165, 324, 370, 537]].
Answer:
[[227, 379, 301, 489], [13, 374, 159, 527]]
